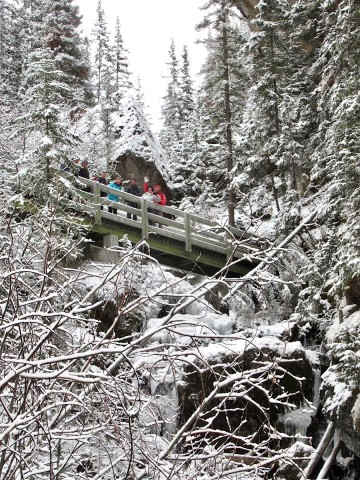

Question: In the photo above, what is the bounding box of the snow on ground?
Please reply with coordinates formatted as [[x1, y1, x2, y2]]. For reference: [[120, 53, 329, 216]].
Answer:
[[78, 256, 308, 359], [74, 254, 323, 465], [326, 310, 360, 344]]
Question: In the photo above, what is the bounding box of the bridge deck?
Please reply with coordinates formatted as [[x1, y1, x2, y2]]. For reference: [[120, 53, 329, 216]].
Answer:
[[62, 175, 262, 275]]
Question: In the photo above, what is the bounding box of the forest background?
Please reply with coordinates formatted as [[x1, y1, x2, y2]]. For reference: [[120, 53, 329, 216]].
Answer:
[[0, 0, 359, 479]]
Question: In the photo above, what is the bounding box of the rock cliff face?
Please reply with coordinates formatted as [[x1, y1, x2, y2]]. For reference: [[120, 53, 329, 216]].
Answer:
[[112, 94, 172, 198], [232, 0, 259, 21], [178, 337, 316, 452]]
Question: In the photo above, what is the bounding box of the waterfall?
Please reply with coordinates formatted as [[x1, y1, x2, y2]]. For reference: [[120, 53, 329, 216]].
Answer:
[[138, 365, 180, 441], [278, 367, 322, 443]]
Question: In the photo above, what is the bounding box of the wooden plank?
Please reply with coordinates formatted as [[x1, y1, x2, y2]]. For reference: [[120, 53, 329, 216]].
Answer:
[[189, 212, 220, 228], [191, 237, 229, 256], [93, 182, 101, 224]]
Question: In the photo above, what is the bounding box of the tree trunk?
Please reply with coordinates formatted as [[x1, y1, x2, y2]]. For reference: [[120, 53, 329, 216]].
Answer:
[[266, 155, 280, 212], [221, 1, 235, 227], [316, 438, 341, 480], [303, 421, 335, 479]]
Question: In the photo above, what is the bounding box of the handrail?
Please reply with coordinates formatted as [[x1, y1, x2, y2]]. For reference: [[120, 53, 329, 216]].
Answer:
[[60, 173, 261, 262]]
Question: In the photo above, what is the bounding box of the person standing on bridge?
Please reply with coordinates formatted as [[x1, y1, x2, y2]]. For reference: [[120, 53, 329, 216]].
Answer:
[[97, 172, 108, 210], [153, 184, 167, 228], [143, 179, 167, 207], [125, 178, 141, 221], [142, 185, 160, 226], [78, 160, 90, 179], [78, 160, 91, 192], [107, 177, 123, 215]]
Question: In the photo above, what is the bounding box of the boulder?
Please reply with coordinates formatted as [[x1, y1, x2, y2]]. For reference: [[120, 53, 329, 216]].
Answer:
[[178, 338, 315, 452]]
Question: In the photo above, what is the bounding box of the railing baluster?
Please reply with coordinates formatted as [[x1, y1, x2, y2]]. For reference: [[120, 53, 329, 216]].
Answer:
[[226, 230, 233, 259], [141, 199, 148, 237], [93, 182, 101, 224], [184, 212, 191, 252]]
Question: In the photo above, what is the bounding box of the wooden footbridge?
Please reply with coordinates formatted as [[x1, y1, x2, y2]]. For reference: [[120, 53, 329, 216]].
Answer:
[[64, 175, 262, 276]]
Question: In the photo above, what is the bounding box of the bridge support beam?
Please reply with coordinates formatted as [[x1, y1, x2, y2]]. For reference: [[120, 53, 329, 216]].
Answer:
[[103, 234, 119, 249], [103, 234, 119, 263]]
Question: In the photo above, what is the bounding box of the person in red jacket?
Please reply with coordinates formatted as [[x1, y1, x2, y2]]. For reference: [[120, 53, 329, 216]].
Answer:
[[143, 179, 167, 205], [143, 178, 167, 227], [153, 185, 166, 206]]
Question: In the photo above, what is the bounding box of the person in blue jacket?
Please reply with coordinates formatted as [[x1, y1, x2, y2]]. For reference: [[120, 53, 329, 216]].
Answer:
[[107, 177, 123, 215]]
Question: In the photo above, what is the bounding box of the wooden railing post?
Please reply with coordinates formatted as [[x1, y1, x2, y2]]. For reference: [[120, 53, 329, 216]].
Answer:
[[226, 231, 233, 259], [141, 198, 148, 237], [93, 182, 101, 224], [184, 212, 191, 252]]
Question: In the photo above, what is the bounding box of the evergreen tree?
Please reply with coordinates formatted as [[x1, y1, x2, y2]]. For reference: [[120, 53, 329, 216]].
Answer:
[[92, 0, 113, 102], [16, 46, 79, 196], [310, 0, 360, 294], [91, 1, 118, 168], [196, 0, 247, 226], [0, 0, 24, 99], [232, 0, 318, 229], [113, 16, 132, 93], [178, 45, 194, 124], [24, 0, 92, 107], [160, 39, 182, 137], [159, 40, 183, 189], [134, 76, 145, 108]]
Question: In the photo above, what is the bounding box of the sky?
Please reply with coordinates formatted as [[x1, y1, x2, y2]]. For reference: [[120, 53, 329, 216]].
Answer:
[[74, 0, 207, 132]]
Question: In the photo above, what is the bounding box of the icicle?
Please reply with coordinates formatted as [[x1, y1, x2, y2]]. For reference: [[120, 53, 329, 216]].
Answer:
[[312, 368, 321, 411]]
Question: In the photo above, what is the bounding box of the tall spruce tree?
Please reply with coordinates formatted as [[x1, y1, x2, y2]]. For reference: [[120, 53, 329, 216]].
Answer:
[[16, 47, 80, 196], [232, 0, 316, 228], [310, 0, 360, 293], [91, 1, 116, 168], [160, 39, 182, 137], [196, 0, 247, 226], [92, 0, 113, 102], [178, 45, 194, 124], [159, 40, 182, 181], [25, 0, 92, 107], [159, 41, 204, 202], [113, 17, 132, 93], [0, 1, 25, 99]]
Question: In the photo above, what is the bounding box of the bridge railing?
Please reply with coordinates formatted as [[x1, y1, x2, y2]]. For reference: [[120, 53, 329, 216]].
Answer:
[[63, 174, 260, 261]]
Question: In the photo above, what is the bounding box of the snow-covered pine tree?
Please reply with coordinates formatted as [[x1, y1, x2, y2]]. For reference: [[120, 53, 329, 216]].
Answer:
[[0, 0, 23, 99], [134, 76, 146, 108], [16, 46, 80, 196], [28, 0, 91, 107], [0, 0, 25, 176], [307, 0, 360, 302], [113, 16, 132, 94], [178, 45, 194, 125], [232, 0, 317, 231], [289, 2, 360, 420], [159, 40, 209, 205], [159, 40, 185, 193], [196, 0, 248, 226], [160, 39, 182, 140], [91, 1, 117, 170], [92, 0, 113, 103]]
